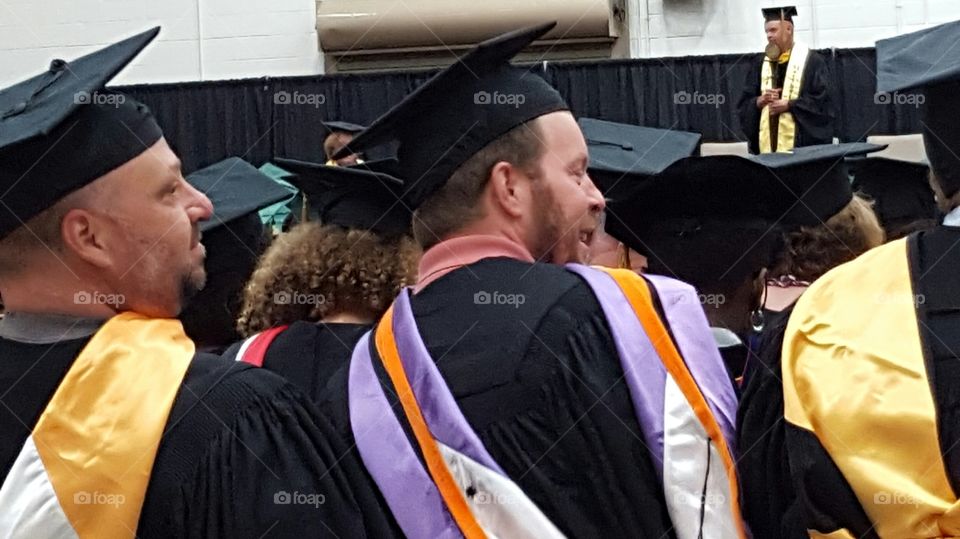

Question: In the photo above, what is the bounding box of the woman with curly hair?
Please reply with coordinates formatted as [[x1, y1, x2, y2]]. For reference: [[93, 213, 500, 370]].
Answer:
[[237, 222, 418, 335], [227, 159, 418, 406], [222, 159, 415, 538], [738, 146, 886, 539]]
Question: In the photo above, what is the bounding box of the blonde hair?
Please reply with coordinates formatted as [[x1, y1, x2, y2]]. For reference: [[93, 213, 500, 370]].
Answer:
[[772, 194, 884, 282], [237, 222, 419, 336]]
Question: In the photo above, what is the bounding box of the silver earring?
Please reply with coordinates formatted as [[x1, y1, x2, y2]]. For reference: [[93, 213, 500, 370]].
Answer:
[[750, 309, 765, 333]]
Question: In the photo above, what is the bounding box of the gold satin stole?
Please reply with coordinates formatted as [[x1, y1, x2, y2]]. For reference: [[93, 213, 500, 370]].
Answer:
[[0, 313, 194, 537], [759, 45, 809, 153], [783, 239, 960, 537]]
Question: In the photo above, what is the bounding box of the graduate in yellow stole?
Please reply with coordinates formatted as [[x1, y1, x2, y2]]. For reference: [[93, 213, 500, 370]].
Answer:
[[780, 19, 960, 538], [0, 29, 399, 539], [737, 6, 835, 154]]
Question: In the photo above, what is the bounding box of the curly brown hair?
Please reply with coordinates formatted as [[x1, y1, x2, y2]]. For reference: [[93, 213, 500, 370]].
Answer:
[[237, 222, 420, 336], [771, 194, 885, 282]]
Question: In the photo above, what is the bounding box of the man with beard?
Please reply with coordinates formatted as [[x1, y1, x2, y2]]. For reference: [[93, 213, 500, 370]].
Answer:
[[333, 23, 745, 539], [0, 28, 397, 538], [736, 6, 834, 154]]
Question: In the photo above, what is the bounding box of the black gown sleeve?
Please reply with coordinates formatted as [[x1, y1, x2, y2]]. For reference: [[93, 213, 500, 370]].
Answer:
[[139, 356, 400, 538], [737, 55, 764, 154], [737, 308, 805, 538], [783, 424, 877, 538], [739, 307, 874, 538], [790, 51, 835, 148]]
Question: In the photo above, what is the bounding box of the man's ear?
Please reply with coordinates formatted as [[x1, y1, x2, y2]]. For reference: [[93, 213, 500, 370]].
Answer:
[[487, 161, 531, 219], [60, 208, 114, 269]]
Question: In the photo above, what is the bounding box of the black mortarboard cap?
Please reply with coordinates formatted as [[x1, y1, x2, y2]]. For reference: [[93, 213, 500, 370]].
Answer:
[[607, 147, 883, 299], [333, 22, 568, 208], [877, 19, 960, 198], [323, 121, 366, 134], [602, 142, 884, 229], [604, 155, 783, 292], [747, 142, 885, 226], [602, 143, 883, 290], [762, 6, 798, 22], [0, 27, 163, 239], [276, 158, 411, 235], [579, 117, 701, 200], [849, 156, 937, 230], [187, 157, 291, 233]]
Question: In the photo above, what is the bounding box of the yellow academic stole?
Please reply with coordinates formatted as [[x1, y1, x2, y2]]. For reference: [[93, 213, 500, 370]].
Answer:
[[759, 45, 810, 153], [784, 239, 960, 537], [0, 312, 194, 538]]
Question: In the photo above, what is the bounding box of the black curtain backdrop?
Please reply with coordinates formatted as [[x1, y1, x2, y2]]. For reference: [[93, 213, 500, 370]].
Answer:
[[119, 47, 925, 174]]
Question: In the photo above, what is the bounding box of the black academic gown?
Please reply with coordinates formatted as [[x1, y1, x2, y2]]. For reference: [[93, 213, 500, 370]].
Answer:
[[249, 321, 371, 404], [234, 262, 677, 536], [737, 306, 807, 539], [226, 321, 380, 443], [374, 258, 677, 538], [737, 50, 834, 154], [0, 330, 397, 538], [224, 321, 405, 536]]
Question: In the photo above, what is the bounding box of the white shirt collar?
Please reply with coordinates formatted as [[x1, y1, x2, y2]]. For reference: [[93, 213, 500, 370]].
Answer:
[[711, 327, 743, 348], [944, 206, 960, 227]]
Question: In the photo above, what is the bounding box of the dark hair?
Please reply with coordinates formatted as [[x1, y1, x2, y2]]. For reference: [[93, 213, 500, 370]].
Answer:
[[324, 132, 353, 161], [411, 120, 545, 249], [0, 190, 84, 276], [180, 213, 270, 350], [643, 217, 782, 299], [931, 171, 960, 214]]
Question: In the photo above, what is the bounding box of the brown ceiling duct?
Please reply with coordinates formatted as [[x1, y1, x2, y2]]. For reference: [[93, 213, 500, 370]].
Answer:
[[316, 0, 617, 54]]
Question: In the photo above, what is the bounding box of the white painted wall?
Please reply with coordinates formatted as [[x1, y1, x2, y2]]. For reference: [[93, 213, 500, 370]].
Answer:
[[628, 0, 960, 58], [2, 0, 960, 87], [0, 0, 321, 86]]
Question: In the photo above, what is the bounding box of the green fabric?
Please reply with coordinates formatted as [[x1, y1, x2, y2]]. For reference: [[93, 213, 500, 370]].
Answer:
[[257, 163, 301, 233]]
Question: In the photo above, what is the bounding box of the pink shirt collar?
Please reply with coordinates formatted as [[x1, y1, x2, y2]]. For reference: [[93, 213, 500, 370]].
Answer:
[[415, 234, 535, 293]]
